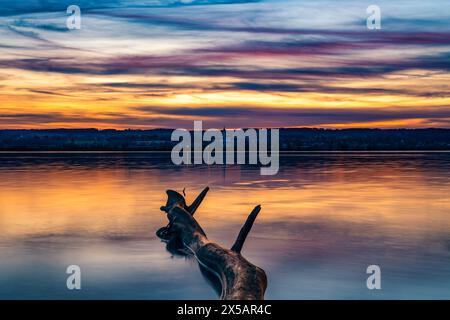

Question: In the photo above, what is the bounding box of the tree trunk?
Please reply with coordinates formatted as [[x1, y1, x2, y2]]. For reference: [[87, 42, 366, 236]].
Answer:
[[157, 187, 267, 300]]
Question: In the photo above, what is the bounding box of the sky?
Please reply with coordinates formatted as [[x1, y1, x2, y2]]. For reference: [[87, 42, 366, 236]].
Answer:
[[0, 0, 449, 129]]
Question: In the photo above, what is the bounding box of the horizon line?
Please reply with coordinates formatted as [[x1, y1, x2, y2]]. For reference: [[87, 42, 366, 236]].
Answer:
[[1, 127, 450, 131]]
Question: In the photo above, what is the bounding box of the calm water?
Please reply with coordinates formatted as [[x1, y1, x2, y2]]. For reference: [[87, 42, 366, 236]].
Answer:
[[0, 152, 449, 299]]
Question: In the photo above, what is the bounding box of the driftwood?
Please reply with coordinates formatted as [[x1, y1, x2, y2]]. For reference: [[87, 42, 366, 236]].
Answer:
[[157, 187, 267, 300]]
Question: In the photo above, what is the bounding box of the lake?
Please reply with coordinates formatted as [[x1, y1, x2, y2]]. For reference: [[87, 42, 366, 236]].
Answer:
[[0, 152, 449, 299]]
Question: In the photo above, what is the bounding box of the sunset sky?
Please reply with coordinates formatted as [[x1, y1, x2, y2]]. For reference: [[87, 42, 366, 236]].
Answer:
[[0, 0, 449, 129]]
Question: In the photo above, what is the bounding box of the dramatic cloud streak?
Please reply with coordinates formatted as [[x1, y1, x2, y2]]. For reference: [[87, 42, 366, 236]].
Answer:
[[0, 0, 449, 129]]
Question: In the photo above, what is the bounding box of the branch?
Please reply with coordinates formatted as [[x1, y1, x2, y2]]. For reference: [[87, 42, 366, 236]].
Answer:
[[188, 186, 209, 215], [156, 187, 267, 300], [231, 205, 261, 253]]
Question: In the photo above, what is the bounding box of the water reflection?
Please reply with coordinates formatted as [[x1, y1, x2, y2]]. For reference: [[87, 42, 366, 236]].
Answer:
[[0, 152, 449, 299]]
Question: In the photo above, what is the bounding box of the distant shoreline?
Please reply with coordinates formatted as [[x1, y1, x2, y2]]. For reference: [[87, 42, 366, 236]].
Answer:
[[1, 128, 449, 151], [1, 150, 450, 153]]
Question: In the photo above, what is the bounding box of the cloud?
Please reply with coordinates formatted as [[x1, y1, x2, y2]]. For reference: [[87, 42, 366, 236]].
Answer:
[[1, 0, 450, 129], [0, 0, 260, 16], [3, 43, 450, 79], [225, 82, 450, 97], [10, 19, 69, 32], [28, 89, 72, 96], [133, 105, 450, 127], [2, 101, 450, 129], [97, 82, 192, 90], [0, 112, 184, 127]]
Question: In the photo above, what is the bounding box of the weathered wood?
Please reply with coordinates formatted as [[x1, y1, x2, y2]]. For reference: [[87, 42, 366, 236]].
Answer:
[[231, 205, 261, 253], [187, 186, 209, 215], [157, 187, 267, 300]]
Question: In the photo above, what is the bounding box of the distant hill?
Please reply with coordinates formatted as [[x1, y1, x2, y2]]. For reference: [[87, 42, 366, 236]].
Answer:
[[0, 128, 449, 151]]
